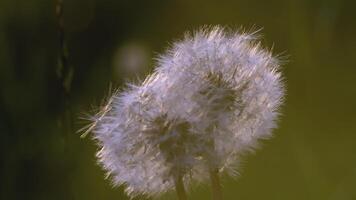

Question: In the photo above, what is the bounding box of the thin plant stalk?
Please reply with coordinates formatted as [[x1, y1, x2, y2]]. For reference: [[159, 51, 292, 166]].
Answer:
[[210, 169, 223, 200], [174, 176, 187, 200]]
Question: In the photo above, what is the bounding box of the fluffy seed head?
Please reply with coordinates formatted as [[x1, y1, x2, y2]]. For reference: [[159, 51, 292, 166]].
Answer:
[[88, 26, 285, 197]]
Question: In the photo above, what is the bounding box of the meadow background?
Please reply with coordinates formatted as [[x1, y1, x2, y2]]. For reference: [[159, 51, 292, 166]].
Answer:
[[1, 0, 356, 199]]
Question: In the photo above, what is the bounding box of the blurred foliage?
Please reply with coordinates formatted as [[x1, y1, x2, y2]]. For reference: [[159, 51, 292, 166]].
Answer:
[[0, 0, 356, 199]]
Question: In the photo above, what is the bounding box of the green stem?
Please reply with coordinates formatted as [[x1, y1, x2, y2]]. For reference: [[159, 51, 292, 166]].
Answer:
[[175, 176, 187, 200], [210, 169, 223, 200]]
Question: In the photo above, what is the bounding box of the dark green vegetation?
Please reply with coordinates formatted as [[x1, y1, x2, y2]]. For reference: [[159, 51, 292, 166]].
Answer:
[[1, 0, 355, 199]]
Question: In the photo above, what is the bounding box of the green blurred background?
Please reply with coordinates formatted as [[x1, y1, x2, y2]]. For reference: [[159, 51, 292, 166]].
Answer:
[[1, 0, 356, 199]]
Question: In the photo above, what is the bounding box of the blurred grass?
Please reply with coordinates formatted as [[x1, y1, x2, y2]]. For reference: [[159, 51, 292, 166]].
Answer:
[[1, 0, 356, 199]]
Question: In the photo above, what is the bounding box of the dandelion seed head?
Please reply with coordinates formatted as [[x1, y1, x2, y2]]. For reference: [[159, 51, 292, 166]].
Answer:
[[91, 73, 200, 197], [155, 26, 285, 174]]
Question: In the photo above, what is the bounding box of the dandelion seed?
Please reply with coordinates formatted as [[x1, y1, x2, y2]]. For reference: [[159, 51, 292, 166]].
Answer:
[[86, 26, 285, 199], [89, 73, 198, 198], [154, 26, 285, 198]]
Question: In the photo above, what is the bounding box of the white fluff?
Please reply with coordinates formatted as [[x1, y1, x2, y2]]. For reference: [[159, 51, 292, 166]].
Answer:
[[89, 26, 285, 197]]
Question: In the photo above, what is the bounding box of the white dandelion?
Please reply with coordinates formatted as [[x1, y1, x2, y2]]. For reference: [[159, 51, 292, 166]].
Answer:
[[86, 26, 285, 200], [153, 26, 285, 199]]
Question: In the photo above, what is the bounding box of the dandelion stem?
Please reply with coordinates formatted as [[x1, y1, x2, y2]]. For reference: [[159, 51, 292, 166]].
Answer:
[[175, 176, 187, 200], [210, 169, 223, 200]]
